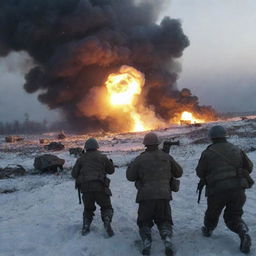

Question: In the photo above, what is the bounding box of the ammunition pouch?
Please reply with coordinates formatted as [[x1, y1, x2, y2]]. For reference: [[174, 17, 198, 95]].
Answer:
[[237, 168, 254, 188], [170, 177, 180, 192]]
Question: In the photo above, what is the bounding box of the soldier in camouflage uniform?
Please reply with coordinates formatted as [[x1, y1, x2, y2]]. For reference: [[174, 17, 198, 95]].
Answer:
[[126, 132, 183, 256], [196, 125, 253, 254], [72, 138, 115, 237]]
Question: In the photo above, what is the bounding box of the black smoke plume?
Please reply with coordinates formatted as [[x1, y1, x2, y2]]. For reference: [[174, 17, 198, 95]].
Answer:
[[0, 0, 216, 132]]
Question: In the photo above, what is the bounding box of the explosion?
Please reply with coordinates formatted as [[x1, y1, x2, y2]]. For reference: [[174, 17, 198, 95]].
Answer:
[[180, 111, 204, 125], [106, 66, 146, 132], [106, 66, 144, 106], [0, 0, 217, 132]]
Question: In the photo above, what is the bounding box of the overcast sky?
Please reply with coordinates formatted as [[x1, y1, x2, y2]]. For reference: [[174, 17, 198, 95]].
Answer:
[[165, 0, 256, 112], [0, 0, 256, 122]]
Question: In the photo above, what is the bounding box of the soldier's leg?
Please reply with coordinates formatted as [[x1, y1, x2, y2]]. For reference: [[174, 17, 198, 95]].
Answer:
[[82, 192, 96, 235], [137, 201, 155, 255], [155, 200, 173, 256], [95, 192, 114, 237], [223, 190, 251, 254], [203, 195, 226, 236]]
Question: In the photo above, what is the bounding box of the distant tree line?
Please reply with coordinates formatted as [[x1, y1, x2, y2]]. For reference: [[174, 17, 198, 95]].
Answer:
[[0, 113, 48, 135]]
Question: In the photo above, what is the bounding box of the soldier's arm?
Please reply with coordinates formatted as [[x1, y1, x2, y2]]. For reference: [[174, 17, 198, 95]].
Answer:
[[196, 151, 208, 179], [241, 150, 253, 173], [169, 155, 183, 178], [104, 156, 115, 175], [126, 160, 139, 181], [71, 158, 82, 179]]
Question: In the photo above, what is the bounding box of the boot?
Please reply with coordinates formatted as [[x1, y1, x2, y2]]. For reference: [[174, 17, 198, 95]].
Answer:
[[142, 239, 151, 255], [139, 227, 152, 255], [201, 226, 213, 237], [81, 217, 92, 236], [81, 221, 91, 236], [236, 221, 251, 254], [158, 223, 174, 256], [103, 218, 114, 237], [102, 209, 114, 237], [239, 231, 251, 254], [164, 236, 174, 256]]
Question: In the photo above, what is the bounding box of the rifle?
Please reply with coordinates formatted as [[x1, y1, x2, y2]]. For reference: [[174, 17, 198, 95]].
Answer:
[[75, 180, 82, 204], [196, 179, 206, 203], [162, 140, 180, 154]]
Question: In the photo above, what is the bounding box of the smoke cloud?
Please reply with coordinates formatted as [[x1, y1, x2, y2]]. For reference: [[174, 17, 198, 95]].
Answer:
[[0, 0, 216, 132]]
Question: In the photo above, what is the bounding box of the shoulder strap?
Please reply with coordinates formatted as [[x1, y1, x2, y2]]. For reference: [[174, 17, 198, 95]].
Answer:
[[208, 148, 238, 168]]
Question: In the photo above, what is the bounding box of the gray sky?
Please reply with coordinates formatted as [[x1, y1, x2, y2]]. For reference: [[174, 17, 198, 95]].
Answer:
[[0, 0, 256, 123], [165, 0, 256, 112]]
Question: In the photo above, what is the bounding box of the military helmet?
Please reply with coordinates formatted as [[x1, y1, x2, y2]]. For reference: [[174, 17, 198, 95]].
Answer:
[[84, 138, 99, 150], [208, 125, 227, 139], [143, 132, 160, 146]]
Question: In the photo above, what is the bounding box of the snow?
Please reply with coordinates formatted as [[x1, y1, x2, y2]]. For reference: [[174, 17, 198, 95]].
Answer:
[[1, 118, 256, 256]]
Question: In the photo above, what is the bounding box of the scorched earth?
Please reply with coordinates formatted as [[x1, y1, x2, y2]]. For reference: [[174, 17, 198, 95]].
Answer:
[[0, 117, 256, 256]]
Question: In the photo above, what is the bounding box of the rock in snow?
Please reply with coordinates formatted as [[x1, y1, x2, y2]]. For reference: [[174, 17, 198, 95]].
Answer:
[[44, 142, 65, 151], [34, 154, 65, 173], [5, 136, 24, 143], [0, 164, 26, 179]]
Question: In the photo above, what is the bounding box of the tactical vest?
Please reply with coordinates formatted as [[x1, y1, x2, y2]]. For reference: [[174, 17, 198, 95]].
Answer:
[[78, 151, 106, 183], [205, 143, 248, 195], [135, 150, 173, 202]]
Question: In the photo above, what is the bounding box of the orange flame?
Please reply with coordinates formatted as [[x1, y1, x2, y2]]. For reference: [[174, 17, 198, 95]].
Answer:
[[180, 111, 204, 124], [79, 65, 214, 132], [105, 66, 147, 132]]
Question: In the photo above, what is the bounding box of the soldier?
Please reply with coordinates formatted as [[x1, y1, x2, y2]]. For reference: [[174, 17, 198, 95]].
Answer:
[[72, 138, 115, 237], [126, 132, 183, 256], [196, 125, 253, 254]]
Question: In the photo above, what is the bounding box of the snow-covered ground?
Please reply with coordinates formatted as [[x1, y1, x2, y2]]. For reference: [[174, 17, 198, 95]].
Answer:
[[1, 117, 256, 256]]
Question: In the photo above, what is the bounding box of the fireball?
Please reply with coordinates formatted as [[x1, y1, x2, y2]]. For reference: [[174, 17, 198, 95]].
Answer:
[[106, 66, 144, 106], [105, 65, 147, 132]]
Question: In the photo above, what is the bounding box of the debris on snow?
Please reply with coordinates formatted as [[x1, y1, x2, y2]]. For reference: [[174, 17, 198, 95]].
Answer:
[[69, 147, 83, 157], [39, 138, 50, 144], [5, 136, 24, 143], [0, 164, 26, 179], [44, 142, 65, 151], [0, 188, 17, 194], [34, 154, 65, 173], [57, 131, 66, 140]]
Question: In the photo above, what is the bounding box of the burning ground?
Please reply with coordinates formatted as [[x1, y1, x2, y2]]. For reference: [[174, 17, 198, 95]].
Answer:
[[1, 117, 256, 256], [0, 0, 216, 132]]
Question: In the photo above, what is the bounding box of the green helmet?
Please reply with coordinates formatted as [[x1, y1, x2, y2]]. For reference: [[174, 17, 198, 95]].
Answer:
[[84, 138, 99, 150], [143, 132, 160, 146], [209, 125, 227, 139]]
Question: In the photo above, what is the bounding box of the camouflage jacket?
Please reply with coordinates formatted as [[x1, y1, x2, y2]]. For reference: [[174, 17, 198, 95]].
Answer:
[[196, 142, 253, 196], [72, 150, 114, 195], [126, 149, 183, 203]]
